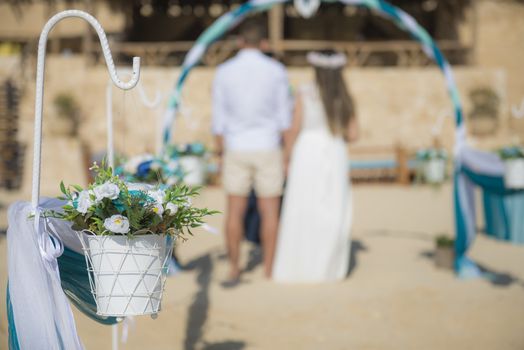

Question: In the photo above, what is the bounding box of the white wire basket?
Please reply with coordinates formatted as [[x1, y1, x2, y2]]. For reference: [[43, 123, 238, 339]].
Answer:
[[77, 232, 174, 317], [423, 158, 446, 184], [179, 155, 207, 186], [504, 159, 524, 189]]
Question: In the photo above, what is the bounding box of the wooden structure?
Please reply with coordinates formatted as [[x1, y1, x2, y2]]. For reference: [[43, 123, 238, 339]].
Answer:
[[349, 144, 415, 184], [85, 1, 475, 67], [1, 1, 475, 67]]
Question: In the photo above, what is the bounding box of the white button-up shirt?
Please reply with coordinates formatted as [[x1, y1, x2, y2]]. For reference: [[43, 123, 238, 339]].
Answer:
[[212, 49, 292, 152]]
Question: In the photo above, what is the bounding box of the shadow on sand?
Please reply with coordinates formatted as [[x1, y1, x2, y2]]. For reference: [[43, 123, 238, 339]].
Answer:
[[183, 253, 247, 350], [181, 238, 367, 348], [347, 239, 368, 277], [420, 250, 524, 288]]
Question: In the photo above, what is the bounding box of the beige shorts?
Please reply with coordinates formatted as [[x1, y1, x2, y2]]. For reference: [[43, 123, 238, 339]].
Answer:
[[223, 149, 284, 197]]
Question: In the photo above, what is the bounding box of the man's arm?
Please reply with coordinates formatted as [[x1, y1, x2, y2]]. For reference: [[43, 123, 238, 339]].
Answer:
[[275, 68, 293, 134], [283, 96, 303, 172], [212, 69, 227, 150]]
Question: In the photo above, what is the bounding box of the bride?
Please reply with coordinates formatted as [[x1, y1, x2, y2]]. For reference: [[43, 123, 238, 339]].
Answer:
[[272, 52, 358, 282]]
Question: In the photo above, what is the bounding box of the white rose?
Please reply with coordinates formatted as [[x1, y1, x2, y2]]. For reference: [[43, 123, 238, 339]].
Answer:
[[151, 203, 164, 217], [77, 190, 94, 214], [184, 196, 192, 208], [103, 215, 130, 234], [166, 202, 178, 216], [147, 189, 166, 204], [93, 182, 120, 201]]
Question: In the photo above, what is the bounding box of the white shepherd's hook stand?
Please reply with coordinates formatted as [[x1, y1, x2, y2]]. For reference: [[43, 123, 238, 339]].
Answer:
[[30, 10, 141, 350], [31, 9, 140, 209]]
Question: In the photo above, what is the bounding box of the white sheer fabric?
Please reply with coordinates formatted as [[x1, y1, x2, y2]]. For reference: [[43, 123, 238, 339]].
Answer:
[[458, 144, 504, 177], [454, 142, 506, 277], [7, 198, 84, 350]]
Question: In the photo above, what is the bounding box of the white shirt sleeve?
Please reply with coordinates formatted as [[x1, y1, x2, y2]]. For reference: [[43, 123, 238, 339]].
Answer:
[[274, 67, 293, 131], [211, 68, 227, 135]]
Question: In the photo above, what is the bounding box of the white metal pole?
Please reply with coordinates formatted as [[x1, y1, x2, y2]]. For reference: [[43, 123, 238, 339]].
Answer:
[[31, 9, 141, 209]]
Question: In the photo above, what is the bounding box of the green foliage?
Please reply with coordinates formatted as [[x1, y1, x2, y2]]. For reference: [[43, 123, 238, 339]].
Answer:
[[435, 234, 454, 248], [497, 146, 524, 161], [48, 162, 218, 239], [53, 92, 80, 120]]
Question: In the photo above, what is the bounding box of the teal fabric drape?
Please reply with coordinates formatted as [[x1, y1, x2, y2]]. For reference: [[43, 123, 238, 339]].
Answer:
[[462, 165, 524, 244], [57, 247, 119, 325]]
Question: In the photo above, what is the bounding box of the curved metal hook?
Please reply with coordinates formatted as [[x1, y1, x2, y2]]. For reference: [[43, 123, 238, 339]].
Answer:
[[31, 10, 141, 208]]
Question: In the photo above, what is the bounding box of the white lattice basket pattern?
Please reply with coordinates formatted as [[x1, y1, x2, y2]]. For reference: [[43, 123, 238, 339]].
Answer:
[[78, 232, 174, 317]]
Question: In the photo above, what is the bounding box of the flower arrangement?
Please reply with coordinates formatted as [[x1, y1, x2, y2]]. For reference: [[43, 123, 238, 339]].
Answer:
[[115, 154, 184, 186], [166, 142, 207, 158], [435, 234, 454, 248], [498, 145, 524, 189], [54, 162, 217, 238], [415, 148, 448, 161], [165, 142, 209, 186], [498, 146, 524, 161], [415, 148, 448, 185], [434, 234, 454, 269]]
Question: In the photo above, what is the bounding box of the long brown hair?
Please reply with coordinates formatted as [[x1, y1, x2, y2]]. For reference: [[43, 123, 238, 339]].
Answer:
[[314, 66, 355, 138]]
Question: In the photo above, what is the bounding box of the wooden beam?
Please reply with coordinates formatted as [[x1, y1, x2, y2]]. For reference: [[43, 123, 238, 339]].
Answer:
[[268, 4, 284, 57]]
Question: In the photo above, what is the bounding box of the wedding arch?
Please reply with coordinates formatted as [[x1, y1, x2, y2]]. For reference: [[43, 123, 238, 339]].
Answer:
[[161, 0, 509, 279]]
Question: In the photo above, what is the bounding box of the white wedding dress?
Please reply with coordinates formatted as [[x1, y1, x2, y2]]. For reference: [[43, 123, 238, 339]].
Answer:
[[273, 83, 352, 282]]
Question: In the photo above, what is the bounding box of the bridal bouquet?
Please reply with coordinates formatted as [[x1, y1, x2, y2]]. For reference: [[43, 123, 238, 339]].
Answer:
[[55, 162, 216, 238]]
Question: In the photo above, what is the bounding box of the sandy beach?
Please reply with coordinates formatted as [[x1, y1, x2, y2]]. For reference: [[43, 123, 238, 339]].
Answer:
[[1, 184, 523, 350]]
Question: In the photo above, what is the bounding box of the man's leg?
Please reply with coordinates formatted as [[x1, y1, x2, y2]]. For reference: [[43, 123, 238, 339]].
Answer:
[[257, 196, 280, 278], [225, 195, 249, 280]]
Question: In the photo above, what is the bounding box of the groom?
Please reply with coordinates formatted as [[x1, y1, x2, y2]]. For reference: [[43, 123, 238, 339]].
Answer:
[[212, 19, 292, 282]]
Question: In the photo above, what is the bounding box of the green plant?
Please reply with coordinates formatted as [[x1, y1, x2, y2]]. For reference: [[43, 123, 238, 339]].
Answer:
[[435, 234, 454, 248], [53, 92, 81, 136], [415, 148, 448, 161], [497, 146, 524, 161], [48, 162, 218, 239]]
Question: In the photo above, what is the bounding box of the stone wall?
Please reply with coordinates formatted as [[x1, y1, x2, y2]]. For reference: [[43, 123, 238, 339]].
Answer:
[[2, 0, 524, 197]]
